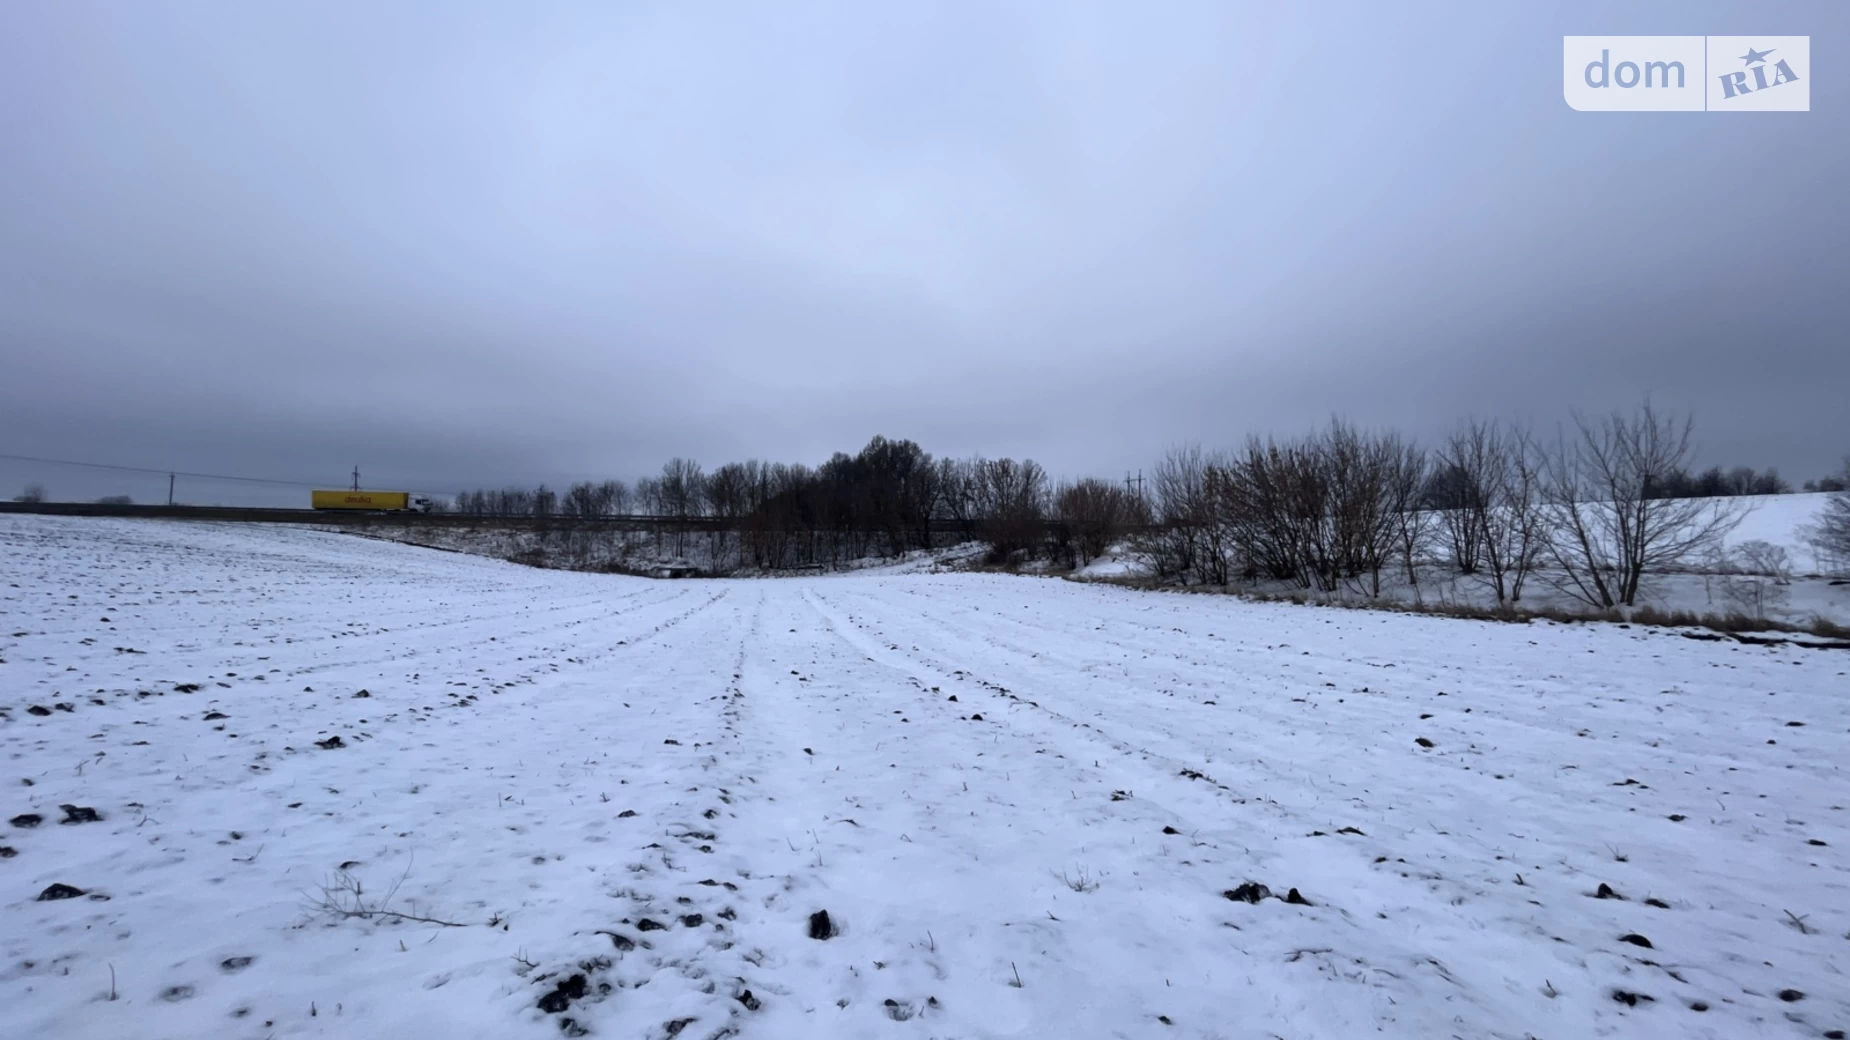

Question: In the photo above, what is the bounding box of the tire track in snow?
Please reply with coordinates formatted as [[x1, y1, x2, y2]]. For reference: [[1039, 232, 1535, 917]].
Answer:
[[521, 590, 791, 1040], [790, 585, 1649, 1036], [722, 587, 1407, 1038], [801, 586, 1267, 824]]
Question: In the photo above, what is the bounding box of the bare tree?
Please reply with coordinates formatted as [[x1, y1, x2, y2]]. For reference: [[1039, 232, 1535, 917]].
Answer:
[[1321, 419, 1405, 597], [1719, 540, 1793, 617], [14, 483, 46, 504], [632, 476, 664, 552], [1213, 438, 1301, 585], [1437, 420, 1545, 604], [849, 436, 935, 557], [599, 479, 631, 516], [1804, 457, 1850, 574], [705, 463, 751, 522], [1383, 439, 1432, 586], [654, 460, 708, 557], [934, 457, 978, 538], [1205, 422, 1404, 595], [1539, 403, 1746, 608], [563, 481, 601, 519], [658, 459, 706, 521], [903, 453, 944, 552], [1428, 442, 1488, 576], [703, 462, 755, 569], [633, 477, 662, 516], [1057, 478, 1147, 565], [1487, 426, 1547, 604], [1734, 539, 1793, 583], [970, 457, 1049, 563], [1143, 445, 1223, 584]]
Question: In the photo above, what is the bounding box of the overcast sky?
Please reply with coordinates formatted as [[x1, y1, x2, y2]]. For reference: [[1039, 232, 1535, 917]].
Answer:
[[2, 1, 1845, 505]]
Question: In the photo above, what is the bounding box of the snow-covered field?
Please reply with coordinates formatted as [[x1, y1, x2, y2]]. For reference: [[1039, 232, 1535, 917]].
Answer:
[[2, 516, 1846, 1040]]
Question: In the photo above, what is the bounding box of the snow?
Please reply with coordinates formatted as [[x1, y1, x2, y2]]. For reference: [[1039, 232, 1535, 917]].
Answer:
[[2, 515, 1847, 1040], [1724, 492, 1839, 573], [1218, 564, 1850, 630]]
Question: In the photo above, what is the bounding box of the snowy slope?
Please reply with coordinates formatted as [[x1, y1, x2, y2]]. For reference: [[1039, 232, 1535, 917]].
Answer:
[[1726, 491, 1832, 545], [1726, 492, 1840, 573], [1, 516, 1846, 1040]]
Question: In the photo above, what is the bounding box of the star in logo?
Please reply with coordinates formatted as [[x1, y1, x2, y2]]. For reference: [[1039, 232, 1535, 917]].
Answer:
[[1740, 46, 1775, 66]]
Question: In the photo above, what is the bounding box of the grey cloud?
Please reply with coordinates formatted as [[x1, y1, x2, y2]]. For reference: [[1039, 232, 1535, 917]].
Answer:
[[2, 0, 1845, 505]]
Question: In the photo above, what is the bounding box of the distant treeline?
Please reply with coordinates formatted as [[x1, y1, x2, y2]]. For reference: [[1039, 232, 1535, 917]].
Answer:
[[446, 408, 1850, 594], [453, 437, 1148, 570], [1646, 465, 1789, 498]]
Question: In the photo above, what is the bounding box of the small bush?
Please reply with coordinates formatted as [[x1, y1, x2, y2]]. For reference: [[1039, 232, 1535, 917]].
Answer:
[[1808, 615, 1850, 641]]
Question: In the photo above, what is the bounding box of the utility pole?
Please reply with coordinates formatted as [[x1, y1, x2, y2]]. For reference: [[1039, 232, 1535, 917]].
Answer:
[[1124, 470, 1144, 497], [168, 472, 175, 506], [352, 465, 360, 491]]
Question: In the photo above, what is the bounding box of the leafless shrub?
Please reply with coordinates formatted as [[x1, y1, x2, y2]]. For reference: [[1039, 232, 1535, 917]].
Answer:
[[1434, 419, 1546, 604], [1138, 444, 1222, 584], [1208, 420, 1411, 595], [1539, 402, 1747, 609], [1802, 458, 1850, 575], [1056, 477, 1148, 566], [1058, 865, 1100, 892], [1384, 438, 1434, 587], [1718, 540, 1794, 617], [970, 457, 1049, 564], [1734, 539, 1793, 582], [303, 858, 467, 928], [1807, 615, 1850, 640], [563, 478, 630, 519]]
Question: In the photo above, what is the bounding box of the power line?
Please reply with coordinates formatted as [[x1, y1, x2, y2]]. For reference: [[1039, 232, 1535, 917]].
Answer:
[[0, 451, 460, 497]]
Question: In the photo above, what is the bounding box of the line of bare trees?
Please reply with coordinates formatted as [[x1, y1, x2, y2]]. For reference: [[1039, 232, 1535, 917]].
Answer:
[[451, 436, 1148, 571], [1141, 422, 1429, 595], [444, 404, 1834, 592], [1142, 404, 1765, 609], [730, 443, 1149, 569]]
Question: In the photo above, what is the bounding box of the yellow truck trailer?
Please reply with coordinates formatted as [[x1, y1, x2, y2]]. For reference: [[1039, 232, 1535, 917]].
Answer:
[[311, 490, 431, 512]]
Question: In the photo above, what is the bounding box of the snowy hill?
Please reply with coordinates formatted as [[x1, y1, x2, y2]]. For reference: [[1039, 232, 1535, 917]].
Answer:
[[1722, 491, 1840, 572]]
